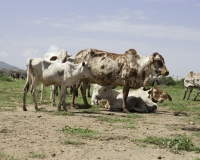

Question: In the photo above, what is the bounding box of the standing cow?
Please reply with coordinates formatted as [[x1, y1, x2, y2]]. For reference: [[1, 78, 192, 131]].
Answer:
[[71, 48, 169, 112], [22, 58, 94, 111], [40, 49, 72, 105], [183, 71, 200, 100]]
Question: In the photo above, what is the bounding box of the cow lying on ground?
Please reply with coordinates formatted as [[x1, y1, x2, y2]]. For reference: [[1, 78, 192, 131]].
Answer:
[[22, 58, 94, 111], [71, 48, 169, 112], [40, 49, 72, 105], [92, 84, 172, 113], [183, 70, 200, 100]]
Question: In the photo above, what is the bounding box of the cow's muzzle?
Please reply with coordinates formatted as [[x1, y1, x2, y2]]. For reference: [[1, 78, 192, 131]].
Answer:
[[161, 70, 169, 76]]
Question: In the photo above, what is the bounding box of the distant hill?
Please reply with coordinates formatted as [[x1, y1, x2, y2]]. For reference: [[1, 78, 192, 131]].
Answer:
[[0, 61, 20, 70]]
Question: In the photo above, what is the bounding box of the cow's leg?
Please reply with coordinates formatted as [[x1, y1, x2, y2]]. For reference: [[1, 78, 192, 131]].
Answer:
[[50, 85, 57, 106], [30, 80, 38, 111], [22, 81, 30, 111], [50, 85, 54, 102], [122, 85, 130, 113], [62, 88, 67, 111], [127, 97, 149, 113], [187, 86, 193, 100], [70, 80, 82, 108], [193, 88, 200, 101], [87, 83, 91, 97], [70, 85, 76, 108], [70, 86, 73, 94], [58, 86, 67, 111], [40, 84, 44, 102], [80, 80, 90, 108], [183, 87, 188, 100]]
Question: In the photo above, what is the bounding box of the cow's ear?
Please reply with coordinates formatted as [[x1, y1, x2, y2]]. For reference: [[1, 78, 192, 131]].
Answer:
[[148, 90, 152, 95], [82, 62, 85, 66], [168, 95, 172, 101]]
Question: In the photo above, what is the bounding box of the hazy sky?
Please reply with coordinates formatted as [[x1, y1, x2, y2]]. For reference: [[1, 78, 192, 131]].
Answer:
[[0, 0, 199, 77]]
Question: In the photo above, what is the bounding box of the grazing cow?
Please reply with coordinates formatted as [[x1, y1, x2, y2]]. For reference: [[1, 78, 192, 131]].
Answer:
[[183, 71, 200, 100], [94, 85, 172, 113], [11, 73, 20, 79], [40, 49, 72, 105], [71, 48, 169, 112], [22, 58, 94, 111]]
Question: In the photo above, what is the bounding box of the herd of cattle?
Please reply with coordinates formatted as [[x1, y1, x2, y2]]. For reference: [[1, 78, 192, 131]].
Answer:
[[20, 48, 200, 113]]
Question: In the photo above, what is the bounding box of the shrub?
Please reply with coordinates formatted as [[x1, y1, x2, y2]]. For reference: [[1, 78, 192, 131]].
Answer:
[[0, 74, 14, 82]]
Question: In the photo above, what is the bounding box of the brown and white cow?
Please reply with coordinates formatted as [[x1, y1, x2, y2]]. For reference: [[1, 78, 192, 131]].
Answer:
[[92, 84, 172, 112], [22, 58, 94, 111], [183, 71, 200, 100], [71, 48, 169, 112]]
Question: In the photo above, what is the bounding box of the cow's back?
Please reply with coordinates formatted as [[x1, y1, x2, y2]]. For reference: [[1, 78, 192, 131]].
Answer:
[[74, 48, 139, 87]]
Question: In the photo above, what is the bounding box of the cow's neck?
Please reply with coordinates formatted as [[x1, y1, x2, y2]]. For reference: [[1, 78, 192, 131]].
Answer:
[[137, 56, 152, 73], [70, 63, 83, 76]]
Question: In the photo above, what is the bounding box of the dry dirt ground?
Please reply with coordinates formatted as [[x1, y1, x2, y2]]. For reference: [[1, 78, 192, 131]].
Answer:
[[1, 105, 200, 160]]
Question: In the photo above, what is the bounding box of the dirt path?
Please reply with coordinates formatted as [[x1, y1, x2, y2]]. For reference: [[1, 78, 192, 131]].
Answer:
[[0, 105, 200, 160]]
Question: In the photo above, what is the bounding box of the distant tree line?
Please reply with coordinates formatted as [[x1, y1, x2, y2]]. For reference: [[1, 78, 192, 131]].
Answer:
[[0, 69, 27, 80], [147, 76, 184, 86]]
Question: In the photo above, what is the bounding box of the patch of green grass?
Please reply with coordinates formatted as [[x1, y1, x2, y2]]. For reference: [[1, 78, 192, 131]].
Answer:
[[81, 105, 100, 114], [159, 86, 200, 114], [61, 125, 98, 137], [113, 124, 136, 130], [0, 74, 14, 82], [191, 115, 200, 125], [126, 113, 142, 119], [0, 106, 17, 112], [193, 132, 200, 137], [63, 140, 84, 145], [139, 134, 200, 154], [0, 152, 5, 157], [6, 158, 18, 160], [0, 152, 18, 160], [30, 153, 45, 159], [194, 158, 200, 160]]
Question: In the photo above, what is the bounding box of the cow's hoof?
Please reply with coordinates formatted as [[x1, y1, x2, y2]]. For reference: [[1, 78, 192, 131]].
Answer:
[[23, 108, 27, 111], [123, 109, 130, 113]]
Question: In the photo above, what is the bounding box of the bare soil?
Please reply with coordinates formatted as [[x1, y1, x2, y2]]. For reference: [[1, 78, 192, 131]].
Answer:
[[1, 105, 200, 160]]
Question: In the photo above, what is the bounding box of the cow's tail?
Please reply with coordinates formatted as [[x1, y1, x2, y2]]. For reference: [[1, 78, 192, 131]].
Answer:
[[23, 58, 33, 93]]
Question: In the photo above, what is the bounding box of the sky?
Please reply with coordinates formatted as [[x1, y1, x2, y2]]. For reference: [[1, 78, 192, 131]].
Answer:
[[0, 0, 200, 78]]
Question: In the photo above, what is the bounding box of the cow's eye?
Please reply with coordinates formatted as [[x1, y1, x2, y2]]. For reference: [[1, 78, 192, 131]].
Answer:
[[156, 60, 163, 68]]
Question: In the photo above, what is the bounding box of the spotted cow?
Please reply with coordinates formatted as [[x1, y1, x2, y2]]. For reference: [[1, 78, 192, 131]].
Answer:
[[71, 48, 169, 112]]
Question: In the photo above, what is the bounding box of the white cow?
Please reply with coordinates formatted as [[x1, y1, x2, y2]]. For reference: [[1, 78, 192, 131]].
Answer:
[[93, 84, 172, 113], [22, 58, 94, 111], [183, 71, 200, 100], [40, 49, 72, 105]]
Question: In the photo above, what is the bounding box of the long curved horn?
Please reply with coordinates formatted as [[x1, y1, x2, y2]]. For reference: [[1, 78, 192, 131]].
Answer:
[[66, 51, 72, 57]]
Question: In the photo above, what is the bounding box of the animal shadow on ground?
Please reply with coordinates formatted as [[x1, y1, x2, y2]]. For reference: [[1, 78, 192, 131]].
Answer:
[[181, 127, 200, 132], [155, 110, 171, 115]]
